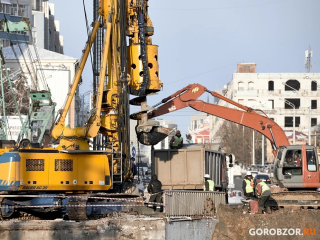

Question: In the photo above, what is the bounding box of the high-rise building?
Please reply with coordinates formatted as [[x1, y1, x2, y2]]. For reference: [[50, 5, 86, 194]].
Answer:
[[31, 0, 63, 53], [0, 0, 63, 54]]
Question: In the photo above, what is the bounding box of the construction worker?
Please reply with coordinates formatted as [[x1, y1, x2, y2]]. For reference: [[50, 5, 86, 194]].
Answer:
[[204, 174, 214, 191], [170, 130, 183, 149], [131, 157, 137, 178], [147, 174, 162, 212], [255, 179, 271, 214], [242, 171, 254, 198]]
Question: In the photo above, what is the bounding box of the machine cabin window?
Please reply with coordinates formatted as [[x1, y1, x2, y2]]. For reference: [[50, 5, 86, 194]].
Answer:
[[283, 150, 302, 175], [306, 150, 317, 172]]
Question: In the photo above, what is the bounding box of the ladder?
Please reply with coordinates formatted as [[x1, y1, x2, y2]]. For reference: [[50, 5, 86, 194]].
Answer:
[[111, 142, 123, 184]]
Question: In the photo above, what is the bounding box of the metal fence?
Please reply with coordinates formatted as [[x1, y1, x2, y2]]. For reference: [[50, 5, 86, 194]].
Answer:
[[163, 190, 226, 218]]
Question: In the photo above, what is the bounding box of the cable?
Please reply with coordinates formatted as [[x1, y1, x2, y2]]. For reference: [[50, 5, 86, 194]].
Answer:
[[151, 0, 293, 11], [166, 63, 235, 85], [25, 31, 50, 92], [82, 0, 94, 75]]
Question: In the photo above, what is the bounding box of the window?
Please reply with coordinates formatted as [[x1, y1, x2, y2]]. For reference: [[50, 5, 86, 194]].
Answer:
[[238, 82, 244, 91], [248, 82, 254, 91], [311, 118, 317, 127], [268, 100, 274, 109], [283, 149, 302, 175], [245, 66, 250, 71], [285, 80, 300, 91], [11, 4, 28, 18], [238, 99, 244, 104], [0, 4, 11, 14], [311, 81, 317, 91], [285, 117, 300, 127], [248, 99, 254, 107], [268, 81, 274, 91], [285, 99, 300, 109], [311, 100, 317, 109], [306, 149, 317, 172], [2, 39, 10, 48]]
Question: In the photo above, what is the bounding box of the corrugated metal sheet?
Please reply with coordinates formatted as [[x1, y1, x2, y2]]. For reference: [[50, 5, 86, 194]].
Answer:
[[164, 190, 226, 218]]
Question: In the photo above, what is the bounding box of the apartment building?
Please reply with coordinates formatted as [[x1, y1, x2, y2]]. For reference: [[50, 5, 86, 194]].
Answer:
[[209, 63, 320, 161], [0, 0, 63, 54]]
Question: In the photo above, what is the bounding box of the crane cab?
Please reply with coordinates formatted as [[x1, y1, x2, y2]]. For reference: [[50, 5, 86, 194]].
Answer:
[[273, 145, 319, 189]]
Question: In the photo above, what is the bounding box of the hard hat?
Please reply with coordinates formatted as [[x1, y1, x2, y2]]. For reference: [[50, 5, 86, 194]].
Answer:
[[204, 174, 210, 178], [246, 171, 252, 176]]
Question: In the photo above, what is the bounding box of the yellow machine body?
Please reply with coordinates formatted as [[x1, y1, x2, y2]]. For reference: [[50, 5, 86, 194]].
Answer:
[[0, 153, 20, 190], [19, 151, 111, 191], [128, 44, 162, 92]]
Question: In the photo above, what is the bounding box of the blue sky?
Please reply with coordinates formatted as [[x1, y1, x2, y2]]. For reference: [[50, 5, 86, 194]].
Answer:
[[52, 0, 320, 134]]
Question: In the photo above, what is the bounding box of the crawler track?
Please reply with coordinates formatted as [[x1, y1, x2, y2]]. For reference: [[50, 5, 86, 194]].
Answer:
[[270, 191, 320, 208], [0, 193, 142, 221], [66, 197, 88, 221]]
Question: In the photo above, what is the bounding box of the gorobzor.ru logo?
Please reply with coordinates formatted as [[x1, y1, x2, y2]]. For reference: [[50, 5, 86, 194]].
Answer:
[[249, 228, 316, 236]]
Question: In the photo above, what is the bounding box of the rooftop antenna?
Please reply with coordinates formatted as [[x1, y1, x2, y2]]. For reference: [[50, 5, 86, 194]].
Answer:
[[305, 45, 313, 73]]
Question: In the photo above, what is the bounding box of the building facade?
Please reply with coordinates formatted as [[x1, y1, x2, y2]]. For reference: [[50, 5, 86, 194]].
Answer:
[[0, 0, 63, 54], [210, 63, 320, 161], [3, 45, 79, 128], [188, 113, 211, 143], [0, 0, 32, 47], [32, 0, 63, 53]]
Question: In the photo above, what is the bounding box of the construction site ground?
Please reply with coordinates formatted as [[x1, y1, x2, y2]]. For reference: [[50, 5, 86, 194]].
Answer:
[[0, 204, 319, 240], [212, 204, 320, 240]]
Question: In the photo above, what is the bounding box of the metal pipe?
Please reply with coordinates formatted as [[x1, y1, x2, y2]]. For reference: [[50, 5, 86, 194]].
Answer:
[[269, 128, 277, 149], [279, 98, 295, 144], [309, 107, 311, 145], [252, 130, 255, 165], [293, 106, 295, 145], [0, 59, 7, 140], [262, 135, 265, 166]]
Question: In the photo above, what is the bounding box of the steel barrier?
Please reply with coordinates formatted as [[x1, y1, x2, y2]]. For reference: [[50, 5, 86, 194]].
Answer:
[[163, 190, 226, 218]]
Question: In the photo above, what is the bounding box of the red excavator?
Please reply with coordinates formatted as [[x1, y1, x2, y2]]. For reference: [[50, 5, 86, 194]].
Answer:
[[131, 83, 320, 208]]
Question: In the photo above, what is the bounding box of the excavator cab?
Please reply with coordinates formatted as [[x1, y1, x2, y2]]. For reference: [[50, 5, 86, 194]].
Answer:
[[274, 145, 319, 189]]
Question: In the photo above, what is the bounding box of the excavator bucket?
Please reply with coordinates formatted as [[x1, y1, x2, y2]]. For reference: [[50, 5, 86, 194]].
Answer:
[[130, 96, 174, 145], [136, 125, 174, 146]]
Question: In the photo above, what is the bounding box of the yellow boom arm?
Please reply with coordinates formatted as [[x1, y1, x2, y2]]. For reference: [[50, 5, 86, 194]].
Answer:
[[51, 19, 101, 140]]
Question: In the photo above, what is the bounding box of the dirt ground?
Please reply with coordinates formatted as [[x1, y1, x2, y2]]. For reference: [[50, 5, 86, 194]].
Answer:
[[212, 204, 320, 240]]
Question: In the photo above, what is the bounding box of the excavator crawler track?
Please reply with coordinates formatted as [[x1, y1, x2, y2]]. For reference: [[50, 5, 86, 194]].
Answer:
[[67, 197, 88, 221], [270, 191, 320, 208]]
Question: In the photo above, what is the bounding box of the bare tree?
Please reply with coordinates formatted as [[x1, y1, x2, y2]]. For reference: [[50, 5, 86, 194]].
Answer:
[[0, 71, 29, 116], [217, 122, 264, 167]]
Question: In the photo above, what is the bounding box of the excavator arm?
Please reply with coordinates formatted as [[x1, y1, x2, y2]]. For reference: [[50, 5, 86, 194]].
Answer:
[[133, 83, 289, 155]]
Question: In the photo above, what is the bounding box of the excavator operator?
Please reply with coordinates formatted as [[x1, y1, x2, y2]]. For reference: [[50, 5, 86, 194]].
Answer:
[[170, 130, 183, 149]]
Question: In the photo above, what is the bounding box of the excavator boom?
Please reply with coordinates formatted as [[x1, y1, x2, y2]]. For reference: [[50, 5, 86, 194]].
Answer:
[[132, 83, 289, 154]]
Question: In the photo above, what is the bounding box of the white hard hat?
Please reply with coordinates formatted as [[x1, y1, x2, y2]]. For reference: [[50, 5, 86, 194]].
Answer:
[[246, 171, 252, 176], [204, 174, 210, 178]]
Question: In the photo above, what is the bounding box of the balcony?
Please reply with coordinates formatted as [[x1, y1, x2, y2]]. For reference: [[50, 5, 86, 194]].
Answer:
[[235, 89, 320, 98], [263, 107, 320, 116]]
